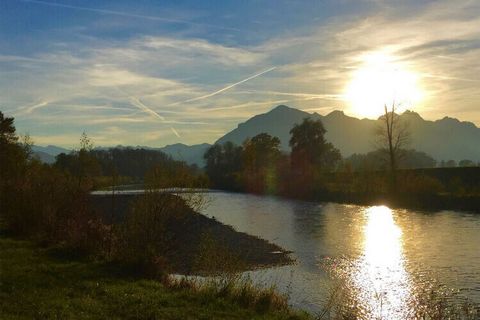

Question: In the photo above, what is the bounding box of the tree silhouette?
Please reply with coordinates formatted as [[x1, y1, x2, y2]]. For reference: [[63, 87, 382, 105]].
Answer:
[[203, 142, 243, 190], [375, 102, 410, 191], [242, 133, 281, 193], [0, 111, 18, 146], [289, 118, 341, 197], [289, 118, 341, 173]]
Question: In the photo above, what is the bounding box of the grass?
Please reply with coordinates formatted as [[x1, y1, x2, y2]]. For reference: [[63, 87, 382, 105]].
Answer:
[[0, 235, 309, 320]]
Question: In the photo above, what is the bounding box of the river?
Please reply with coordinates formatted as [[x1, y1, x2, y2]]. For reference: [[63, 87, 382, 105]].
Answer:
[[199, 191, 480, 317]]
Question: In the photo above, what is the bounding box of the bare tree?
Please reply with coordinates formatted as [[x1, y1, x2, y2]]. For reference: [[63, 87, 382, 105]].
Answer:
[[375, 101, 410, 191]]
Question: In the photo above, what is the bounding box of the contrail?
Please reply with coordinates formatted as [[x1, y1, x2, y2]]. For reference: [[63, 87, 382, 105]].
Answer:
[[128, 96, 181, 137], [169, 66, 277, 106], [16, 101, 49, 116], [20, 0, 240, 32], [170, 127, 180, 138], [129, 97, 165, 120]]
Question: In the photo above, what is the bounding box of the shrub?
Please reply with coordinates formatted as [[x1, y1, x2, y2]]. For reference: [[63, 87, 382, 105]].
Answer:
[[117, 192, 191, 278], [398, 173, 444, 195]]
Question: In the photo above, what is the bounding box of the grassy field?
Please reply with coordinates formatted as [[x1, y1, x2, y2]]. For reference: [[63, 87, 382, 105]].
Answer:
[[0, 236, 308, 320]]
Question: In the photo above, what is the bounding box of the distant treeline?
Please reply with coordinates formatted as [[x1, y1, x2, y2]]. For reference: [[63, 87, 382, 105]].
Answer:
[[346, 149, 478, 170], [202, 117, 480, 210], [54, 146, 205, 188]]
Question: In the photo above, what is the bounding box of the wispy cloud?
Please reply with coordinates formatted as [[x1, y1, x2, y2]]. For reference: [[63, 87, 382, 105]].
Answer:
[[4, 0, 480, 147], [15, 101, 49, 116]]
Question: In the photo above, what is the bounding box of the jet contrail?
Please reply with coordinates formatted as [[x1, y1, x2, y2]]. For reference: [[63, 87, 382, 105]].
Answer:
[[169, 66, 277, 106], [129, 96, 181, 137], [129, 97, 165, 120], [20, 0, 240, 32], [170, 127, 180, 138], [16, 101, 49, 116]]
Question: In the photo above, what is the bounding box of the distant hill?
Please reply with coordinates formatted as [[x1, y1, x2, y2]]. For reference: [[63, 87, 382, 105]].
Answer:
[[32, 150, 56, 164], [216, 105, 480, 162], [30, 105, 480, 166], [32, 145, 70, 157], [158, 143, 211, 167]]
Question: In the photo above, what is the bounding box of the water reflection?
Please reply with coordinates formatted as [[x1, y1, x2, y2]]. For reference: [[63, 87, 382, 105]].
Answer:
[[200, 193, 480, 313], [352, 206, 411, 319]]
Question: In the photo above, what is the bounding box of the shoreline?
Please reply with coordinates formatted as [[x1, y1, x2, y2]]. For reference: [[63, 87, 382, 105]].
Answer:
[[93, 185, 480, 214], [90, 193, 294, 275], [0, 236, 309, 319], [209, 188, 480, 214]]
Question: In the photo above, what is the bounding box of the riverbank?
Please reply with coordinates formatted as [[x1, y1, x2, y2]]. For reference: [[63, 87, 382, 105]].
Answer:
[[0, 236, 308, 319], [90, 194, 293, 274]]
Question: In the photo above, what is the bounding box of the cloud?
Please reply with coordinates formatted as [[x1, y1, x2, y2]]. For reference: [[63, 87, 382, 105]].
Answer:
[[15, 101, 49, 116], [4, 0, 480, 147], [141, 37, 264, 66]]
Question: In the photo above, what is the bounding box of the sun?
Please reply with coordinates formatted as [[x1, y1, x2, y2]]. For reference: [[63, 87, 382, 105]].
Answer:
[[344, 51, 424, 118]]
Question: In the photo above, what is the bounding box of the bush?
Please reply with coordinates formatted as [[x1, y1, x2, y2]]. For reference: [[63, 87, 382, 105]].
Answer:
[[117, 192, 191, 277], [398, 173, 444, 195], [1, 158, 109, 255], [193, 231, 245, 276]]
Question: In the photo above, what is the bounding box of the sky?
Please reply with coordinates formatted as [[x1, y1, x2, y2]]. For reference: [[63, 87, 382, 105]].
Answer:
[[1, 0, 479, 147]]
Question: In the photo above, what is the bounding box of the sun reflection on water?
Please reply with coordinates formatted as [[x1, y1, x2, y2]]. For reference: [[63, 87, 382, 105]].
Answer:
[[352, 205, 412, 319]]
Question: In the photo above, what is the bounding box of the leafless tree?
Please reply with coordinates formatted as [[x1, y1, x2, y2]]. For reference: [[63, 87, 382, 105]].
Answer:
[[375, 101, 410, 191]]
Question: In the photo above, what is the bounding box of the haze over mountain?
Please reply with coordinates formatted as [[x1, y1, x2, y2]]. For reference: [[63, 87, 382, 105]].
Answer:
[[31, 143, 210, 167], [32, 145, 70, 157], [32, 105, 479, 166], [217, 105, 480, 162], [158, 143, 211, 167]]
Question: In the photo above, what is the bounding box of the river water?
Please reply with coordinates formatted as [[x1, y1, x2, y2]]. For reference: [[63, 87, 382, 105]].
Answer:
[[199, 192, 480, 317]]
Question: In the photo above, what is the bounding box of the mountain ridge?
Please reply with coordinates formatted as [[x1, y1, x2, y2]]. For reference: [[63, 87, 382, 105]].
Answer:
[[216, 105, 480, 162], [32, 105, 479, 165]]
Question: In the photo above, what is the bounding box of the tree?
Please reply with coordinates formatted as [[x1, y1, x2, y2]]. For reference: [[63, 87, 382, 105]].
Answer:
[[346, 149, 436, 171], [0, 111, 28, 190], [289, 118, 341, 197], [375, 102, 410, 191], [446, 160, 457, 168], [203, 142, 243, 190], [0, 111, 18, 146], [242, 133, 281, 193], [289, 118, 341, 172], [55, 132, 101, 189], [458, 159, 475, 167]]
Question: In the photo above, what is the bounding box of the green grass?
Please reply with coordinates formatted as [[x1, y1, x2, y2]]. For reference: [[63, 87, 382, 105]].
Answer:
[[0, 236, 309, 320]]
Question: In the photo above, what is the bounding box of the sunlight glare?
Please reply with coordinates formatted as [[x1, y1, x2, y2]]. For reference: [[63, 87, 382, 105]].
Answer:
[[344, 51, 423, 118], [352, 206, 412, 319]]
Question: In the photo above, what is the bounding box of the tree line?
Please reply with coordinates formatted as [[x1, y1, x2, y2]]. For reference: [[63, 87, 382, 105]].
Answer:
[[203, 114, 480, 200], [204, 118, 342, 197], [53, 137, 205, 189]]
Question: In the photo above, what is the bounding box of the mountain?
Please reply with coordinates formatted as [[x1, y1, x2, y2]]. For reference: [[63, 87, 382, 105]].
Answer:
[[32, 150, 56, 164], [29, 106, 480, 166], [32, 145, 70, 156], [216, 105, 480, 162], [158, 143, 211, 167]]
